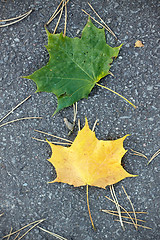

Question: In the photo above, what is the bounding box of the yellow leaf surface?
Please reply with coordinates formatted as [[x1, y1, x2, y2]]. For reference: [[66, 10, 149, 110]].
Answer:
[[134, 40, 144, 47], [47, 119, 136, 189]]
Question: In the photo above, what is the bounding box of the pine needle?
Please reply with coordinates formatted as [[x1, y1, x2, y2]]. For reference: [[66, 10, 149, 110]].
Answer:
[[0, 117, 42, 128], [108, 71, 115, 77], [101, 209, 146, 222], [7, 227, 12, 240], [63, 0, 67, 36], [114, 220, 152, 230], [103, 210, 148, 214], [129, 148, 148, 160], [0, 9, 33, 28], [78, 119, 81, 131], [3, 219, 45, 238], [34, 129, 73, 143], [13, 232, 20, 240], [96, 83, 136, 109], [37, 226, 68, 240], [87, 2, 117, 39], [92, 119, 99, 132], [17, 220, 44, 240], [73, 102, 78, 124], [32, 137, 71, 145], [148, 148, 160, 165], [86, 184, 95, 230], [46, 0, 64, 25], [53, 0, 65, 34], [46, 0, 70, 26], [110, 185, 124, 230], [0, 95, 31, 124], [105, 196, 137, 228], [122, 185, 138, 229]]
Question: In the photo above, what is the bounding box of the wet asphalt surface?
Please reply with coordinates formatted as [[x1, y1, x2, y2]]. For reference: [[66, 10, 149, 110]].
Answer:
[[0, 0, 160, 239]]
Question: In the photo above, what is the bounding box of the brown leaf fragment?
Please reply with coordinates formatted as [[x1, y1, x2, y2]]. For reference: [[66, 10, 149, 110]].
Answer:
[[134, 40, 144, 47]]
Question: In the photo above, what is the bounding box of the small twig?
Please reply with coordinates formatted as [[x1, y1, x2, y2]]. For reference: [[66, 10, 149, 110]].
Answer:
[[129, 148, 148, 160], [64, 102, 78, 135], [34, 129, 72, 143], [3, 219, 45, 238], [0, 95, 31, 124], [96, 83, 136, 109], [148, 148, 160, 165], [92, 119, 99, 132], [110, 185, 124, 230], [0, 9, 33, 28], [0, 213, 4, 217], [64, 118, 74, 131], [114, 220, 151, 230], [87, 2, 117, 39], [32, 137, 71, 145], [37, 226, 68, 240], [122, 185, 137, 229], [0, 117, 42, 129]]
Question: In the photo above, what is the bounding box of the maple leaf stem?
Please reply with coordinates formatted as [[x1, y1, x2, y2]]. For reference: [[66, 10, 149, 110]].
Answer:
[[86, 185, 95, 230], [96, 83, 137, 109]]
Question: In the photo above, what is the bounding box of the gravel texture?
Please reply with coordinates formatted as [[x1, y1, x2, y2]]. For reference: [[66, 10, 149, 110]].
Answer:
[[0, 0, 160, 239]]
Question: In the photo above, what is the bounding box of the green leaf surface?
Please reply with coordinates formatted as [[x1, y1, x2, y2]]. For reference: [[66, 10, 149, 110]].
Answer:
[[24, 18, 122, 114]]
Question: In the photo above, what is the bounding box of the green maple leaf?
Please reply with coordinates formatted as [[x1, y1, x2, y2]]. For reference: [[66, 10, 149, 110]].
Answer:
[[24, 18, 122, 114]]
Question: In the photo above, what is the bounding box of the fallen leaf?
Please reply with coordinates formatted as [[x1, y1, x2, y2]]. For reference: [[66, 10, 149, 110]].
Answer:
[[23, 18, 122, 114], [134, 40, 144, 48], [47, 119, 136, 189]]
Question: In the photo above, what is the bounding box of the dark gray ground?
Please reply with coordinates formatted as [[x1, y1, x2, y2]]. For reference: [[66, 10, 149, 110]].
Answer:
[[0, 0, 160, 239]]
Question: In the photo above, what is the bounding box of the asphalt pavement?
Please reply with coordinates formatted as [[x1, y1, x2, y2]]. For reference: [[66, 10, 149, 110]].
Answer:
[[0, 0, 159, 239]]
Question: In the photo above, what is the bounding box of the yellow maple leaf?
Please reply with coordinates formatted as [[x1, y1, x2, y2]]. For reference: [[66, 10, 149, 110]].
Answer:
[[47, 119, 136, 189], [134, 40, 144, 48], [47, 118, 136, 229]]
